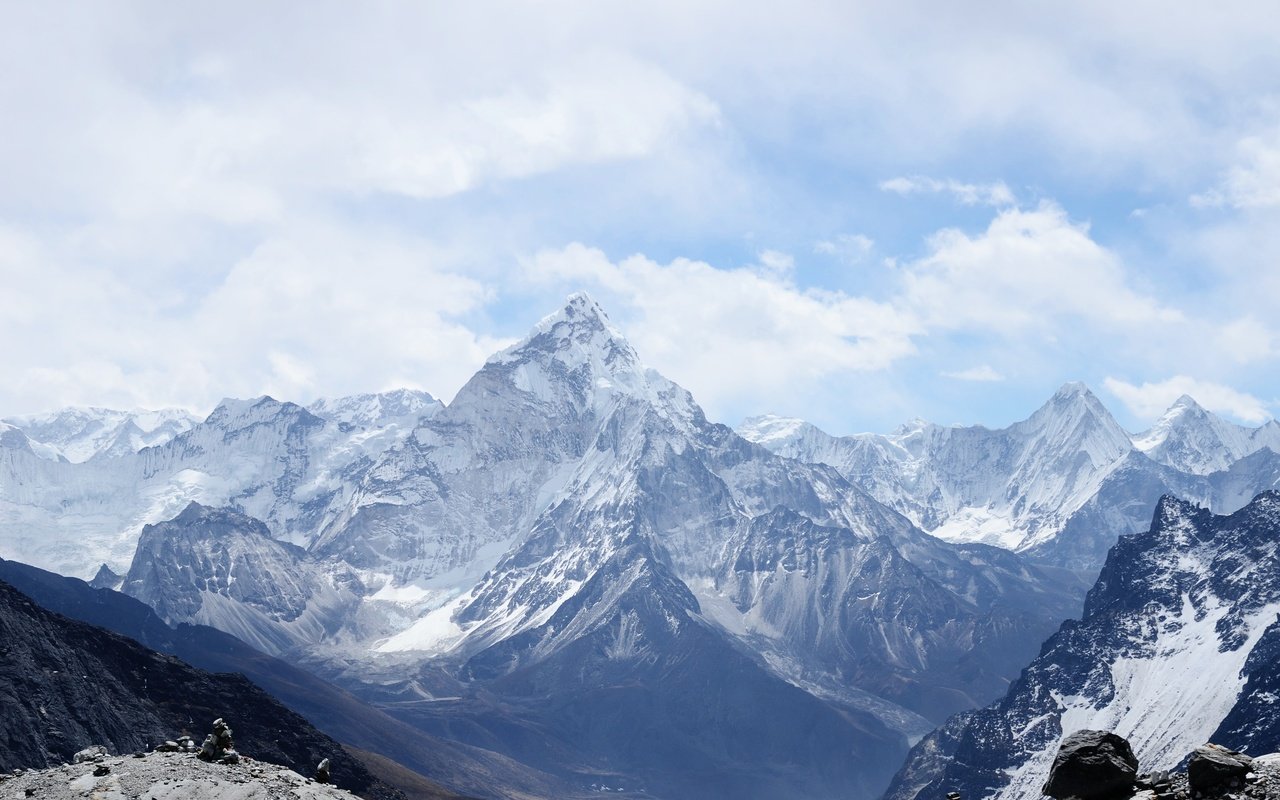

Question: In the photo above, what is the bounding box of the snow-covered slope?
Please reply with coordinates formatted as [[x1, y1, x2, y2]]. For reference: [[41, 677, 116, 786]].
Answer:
[[0, 390, 436, 579], [121, 503, 361, 655], [1133, 394, 1280, 475], [308, 388, 442, 430], [884, 491, 1280, 800], [2, 407, 199, 463], [741, 384, 1135, 553]]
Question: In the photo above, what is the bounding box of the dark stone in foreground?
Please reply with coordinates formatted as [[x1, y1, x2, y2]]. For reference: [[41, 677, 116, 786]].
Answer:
[[1189, 744, 1253, 794], [1043, 729, 1138, 800]]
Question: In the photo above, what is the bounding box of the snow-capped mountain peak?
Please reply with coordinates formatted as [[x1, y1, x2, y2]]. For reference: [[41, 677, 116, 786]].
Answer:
[[738, 382, 1141, 555], [1012, 382, 1133, 474], [490, 292, 640, 377], [203, 395, 321, 431], [737, 415, 813, 446], [308, 388, 441, 429], [1, 406, 199, 462], [461, 293, 701, 430], [1133, 394, 1280, 475]]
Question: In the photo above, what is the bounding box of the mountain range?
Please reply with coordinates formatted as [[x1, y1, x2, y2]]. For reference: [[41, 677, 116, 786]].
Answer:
[[2, 293, 1278, 798], [739, 385, 1280, 569]]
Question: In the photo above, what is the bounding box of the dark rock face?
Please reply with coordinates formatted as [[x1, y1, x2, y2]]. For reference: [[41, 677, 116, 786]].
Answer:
[[121, 502, 359, 656], [0, 557, 542, 800], [1188, 744, 1253, 795], [0, 578, 399, 799], [87, 564, 122, 591], [1043, 730, 1137, 800], [882, 491, 1280, 800]]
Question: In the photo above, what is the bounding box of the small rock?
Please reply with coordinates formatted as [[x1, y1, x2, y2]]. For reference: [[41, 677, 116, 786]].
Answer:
[[92, 764, 110, 777], [315, 757, 331, 784], [155, 740, 180, 753], [1043, 729, 1138, 800]]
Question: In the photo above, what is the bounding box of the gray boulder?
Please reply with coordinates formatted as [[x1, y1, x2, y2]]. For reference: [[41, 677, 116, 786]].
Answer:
[[1188, 744, 1253, 794], [1043, 729, 1138, 800], [72, 746, 107, 764]]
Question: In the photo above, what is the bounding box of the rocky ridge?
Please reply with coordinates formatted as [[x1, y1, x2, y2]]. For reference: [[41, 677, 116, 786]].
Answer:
[[0, 578, 399, 799], [0, 749, 361, 799], [740, 387, 1280, 571], [883, 491, 1280, 800]]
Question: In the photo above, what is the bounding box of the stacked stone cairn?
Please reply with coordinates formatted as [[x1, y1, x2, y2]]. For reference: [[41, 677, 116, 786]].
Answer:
[[196, 717, 240, 765]]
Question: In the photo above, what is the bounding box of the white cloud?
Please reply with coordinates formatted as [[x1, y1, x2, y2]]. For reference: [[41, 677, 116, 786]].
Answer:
[[815, 234, 875, 262], [0, 220, 505, 414], [942, 365, 1005, 382], [879, 177, 1016, 207], [1104, 376, 1272, 424], [1215, 317, 1276, 364], [2, 2, 1280, 428], [899, 202, 1183, 334], [523, 243, 919, 415], [344, 52, 721, 200], [1191, 128, 1280, 210]]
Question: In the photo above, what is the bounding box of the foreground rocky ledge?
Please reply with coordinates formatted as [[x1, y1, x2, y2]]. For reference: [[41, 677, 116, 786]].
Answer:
[[0, 751, 357, 800], [1038, 730, 1280, 800]]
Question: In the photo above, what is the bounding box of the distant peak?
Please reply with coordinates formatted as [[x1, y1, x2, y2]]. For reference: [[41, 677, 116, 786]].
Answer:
[[893, 417, 933, 436], [206, 395, 320, 428], [565, 290, 602, 310], [1052, 381, 1092, 400], [1168, 394, 1205, 413], [537, 291, 617, 335], [1029, 382, 1108, 420], [738, 415, 815, 445], [491, 292, 637, 368], [176, 500, 213, 518]]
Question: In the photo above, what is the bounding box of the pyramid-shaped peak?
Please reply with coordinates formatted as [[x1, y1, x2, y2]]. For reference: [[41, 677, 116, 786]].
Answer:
[[1051, 381, 1094, 401], [204, 395, 322, 430], [492, 292, 638, 370], [535, 291, 621, 336], [1029, 382, 1111, 421], [1167, 394, 1206, 414]]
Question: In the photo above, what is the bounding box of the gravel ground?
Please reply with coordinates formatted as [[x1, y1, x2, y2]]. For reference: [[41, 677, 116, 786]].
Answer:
[[0, 751, 358, 799]]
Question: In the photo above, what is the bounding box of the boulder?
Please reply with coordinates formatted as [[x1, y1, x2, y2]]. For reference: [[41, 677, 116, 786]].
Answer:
[[1188, 744, 1253, 794], [72, 745, 107, 764], [1043, 729, 1138, 800]]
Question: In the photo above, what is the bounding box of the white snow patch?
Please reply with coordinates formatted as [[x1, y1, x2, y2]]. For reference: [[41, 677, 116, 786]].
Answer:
[[376, 594, 469, 653], [929, 507, 1027, 550], [996, 595, 1280, 800]]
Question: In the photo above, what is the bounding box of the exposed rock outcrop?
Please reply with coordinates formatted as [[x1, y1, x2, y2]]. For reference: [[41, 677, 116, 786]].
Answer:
[[1044, 729, 1138, 799]]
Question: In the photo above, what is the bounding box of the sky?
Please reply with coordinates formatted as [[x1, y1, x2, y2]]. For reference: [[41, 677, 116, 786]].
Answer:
[[2, 1, 1279, 434]]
